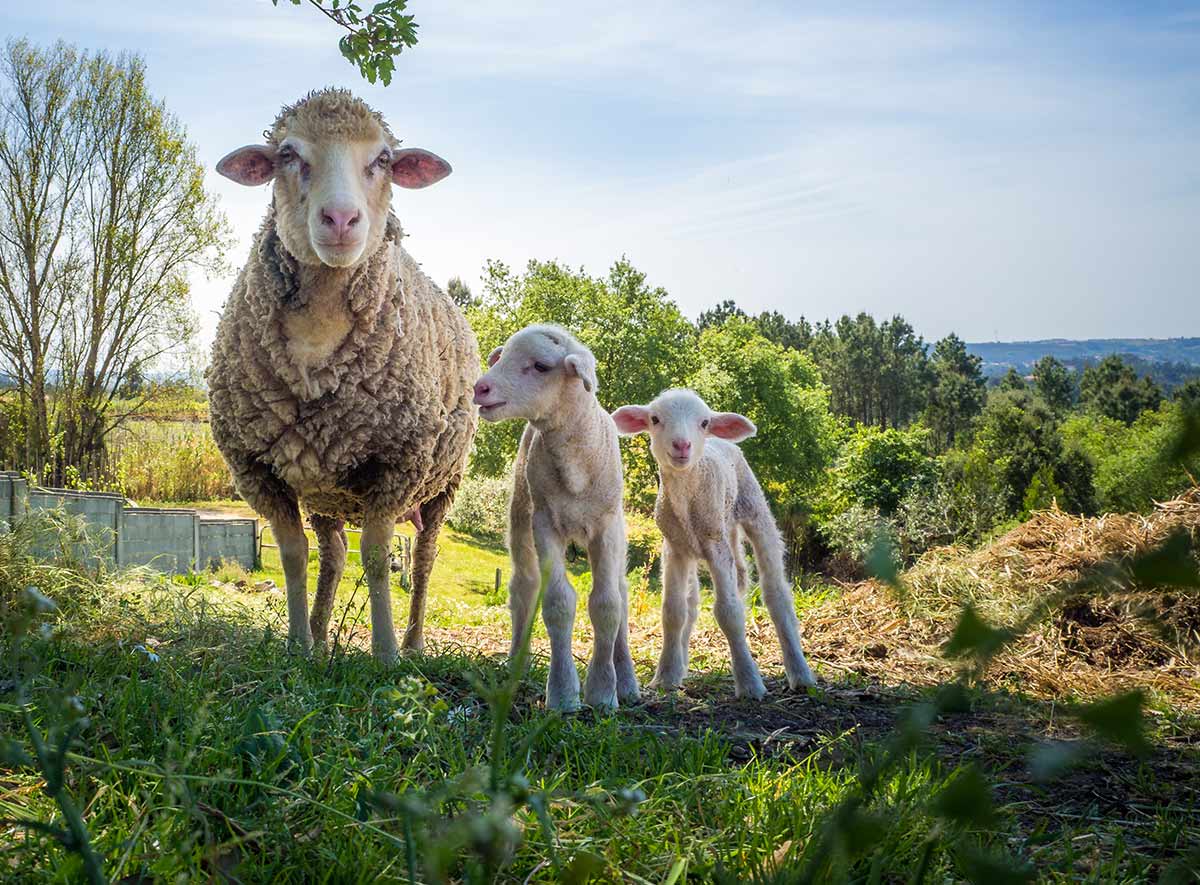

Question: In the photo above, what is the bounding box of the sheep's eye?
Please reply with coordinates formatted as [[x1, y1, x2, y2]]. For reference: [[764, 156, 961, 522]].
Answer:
[[701, 419, 709, 429], [650, 416, 660, 426], [277, 147, 296, 164], [533, 362, 550, 373], [375, 151, 391, 167]]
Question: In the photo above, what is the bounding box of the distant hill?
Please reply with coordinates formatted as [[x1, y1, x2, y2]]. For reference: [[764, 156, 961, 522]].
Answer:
[[967, 337, 1200, 391]]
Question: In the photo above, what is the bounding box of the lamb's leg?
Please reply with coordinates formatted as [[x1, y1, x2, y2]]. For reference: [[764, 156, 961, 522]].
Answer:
[[612, 572, 641, 703], [402, 492, 452, 654], [360, 511, 399, 663], [506, 466, 541, 661], [309, 514, 347, 654], [583, 519, 625, 710], [706, 539, 766, 700], [534, 511, 579, 712], [270, 502, 312, 655], [744, 518, 816, 689], [652, 541, 693, 691]]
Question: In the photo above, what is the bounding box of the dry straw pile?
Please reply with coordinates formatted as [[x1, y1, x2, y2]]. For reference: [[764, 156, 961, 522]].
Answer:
[[804, 487, 1200, 708]]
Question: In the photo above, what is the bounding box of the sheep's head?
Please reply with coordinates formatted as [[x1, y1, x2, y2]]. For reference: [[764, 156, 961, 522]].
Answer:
[[472, 324, 598, 424], [216, 88, 451, 268], [612, 389, 755, 472]]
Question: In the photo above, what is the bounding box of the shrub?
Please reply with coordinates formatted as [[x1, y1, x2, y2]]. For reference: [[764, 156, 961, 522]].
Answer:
[[446, 473, 511, 538], [106, 420, 234, 502], [834, 424, 934, 516]]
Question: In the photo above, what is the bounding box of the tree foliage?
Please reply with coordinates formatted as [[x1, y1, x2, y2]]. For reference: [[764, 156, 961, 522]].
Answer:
[[1031, 355, 1076, 412], [274, 0, 419, 85], [1079, 355, 1163, 425], [924, 333, 986, 451]]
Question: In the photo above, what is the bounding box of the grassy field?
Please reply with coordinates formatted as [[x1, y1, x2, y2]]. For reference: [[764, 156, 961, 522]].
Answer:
[[2, 501, 1199, 883]]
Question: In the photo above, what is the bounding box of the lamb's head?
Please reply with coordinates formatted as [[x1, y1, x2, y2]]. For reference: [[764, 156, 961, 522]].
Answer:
[[613, 388, 755, 472], [216, 88, 451, 268], [472, 324, 598, 424]]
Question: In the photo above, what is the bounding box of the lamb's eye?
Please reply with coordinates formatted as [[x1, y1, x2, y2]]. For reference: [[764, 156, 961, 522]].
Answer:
[[701, 419, 709, 429], [375, 151, 391, 167], [533, 362, 550, 373], [650, 416, 660, 426], [277, 147, 295, 164]]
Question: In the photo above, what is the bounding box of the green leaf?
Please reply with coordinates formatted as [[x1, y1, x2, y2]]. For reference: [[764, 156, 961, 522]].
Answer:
[[934, 682, 972, 714], [1129, 530, 1200, 589], [865, 528, 899, 586], [955, 845, 1036, 885], [562, 850, 605, 884], [832, 802, 888, 859], [1028, 740, 1087, 782], [1, 738, 32, 768], [932, 765, 994, 826], [1076, 691, 1151, 757], [1159, 847, 1200, 885], [943, 606, 1011, 661]]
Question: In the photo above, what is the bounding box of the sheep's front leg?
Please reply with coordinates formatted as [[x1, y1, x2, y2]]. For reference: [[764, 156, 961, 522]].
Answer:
[[309, 515, 348, 655], [271, 505, 313, 655], [534, 511, 580, 711], [612, 574, 641, 704], [584, 519, 625, 710], [652, 541, 692, 691], [361, 512, 399, 664], [706, 539, 766, 700]]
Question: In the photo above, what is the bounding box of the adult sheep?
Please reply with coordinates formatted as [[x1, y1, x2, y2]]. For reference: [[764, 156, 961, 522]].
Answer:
[[209, 89, 478, 662]]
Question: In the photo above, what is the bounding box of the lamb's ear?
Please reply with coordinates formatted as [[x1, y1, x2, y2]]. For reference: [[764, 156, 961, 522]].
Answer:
[[216, 145, 276, 186], [612, 405, 651, 435], [391, 148, 452, 189], [486, 346, 503, 367], [564, 352, 597, 393], [708, 412, 756, 442]]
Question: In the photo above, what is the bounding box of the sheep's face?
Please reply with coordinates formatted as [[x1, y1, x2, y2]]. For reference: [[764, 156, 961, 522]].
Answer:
[[612, 389, 755, 473], [216, 90, 451, 269], [472, 325, 598, 425]]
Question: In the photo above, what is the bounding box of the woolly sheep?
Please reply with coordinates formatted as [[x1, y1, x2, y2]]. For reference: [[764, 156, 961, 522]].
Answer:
[[473, 325, 640, 711], [208, 89, 478, 662], [612, 389, 816, 699]]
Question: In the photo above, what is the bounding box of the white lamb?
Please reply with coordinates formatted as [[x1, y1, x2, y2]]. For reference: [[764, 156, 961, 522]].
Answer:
[[612, 389, 816, 699], [473, 325, 639, 711]]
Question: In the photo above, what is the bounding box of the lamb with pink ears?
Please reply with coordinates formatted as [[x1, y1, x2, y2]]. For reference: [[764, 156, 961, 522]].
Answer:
[[473, 324, 639, 711], [612, 388, 816, 699]]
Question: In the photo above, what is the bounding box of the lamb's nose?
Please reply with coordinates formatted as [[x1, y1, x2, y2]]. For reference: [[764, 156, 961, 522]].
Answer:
[[320, 207, 361, 240], [473, 379, 491, 402], [672, 439, 691, 455]]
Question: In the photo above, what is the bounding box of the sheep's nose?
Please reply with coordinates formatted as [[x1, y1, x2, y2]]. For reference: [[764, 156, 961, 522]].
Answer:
[[473, 379, 491, 401], [672, 439, 691, 455], [320, 207, 361, 239]]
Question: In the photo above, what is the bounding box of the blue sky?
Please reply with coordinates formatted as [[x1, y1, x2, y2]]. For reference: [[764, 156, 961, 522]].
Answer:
[[8, 1, 1200, 347]]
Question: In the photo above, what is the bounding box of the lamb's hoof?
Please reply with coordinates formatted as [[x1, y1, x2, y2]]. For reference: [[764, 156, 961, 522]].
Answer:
[[649, 674, 684, 693], [287, 634, 314, 657], [734, 676, 768, 701], [786, 670, 818, 690], [584, 685, 619, 712], [617, 679, 642, 704], [546, 693, 582, 713], [400, 633, 425, 656]]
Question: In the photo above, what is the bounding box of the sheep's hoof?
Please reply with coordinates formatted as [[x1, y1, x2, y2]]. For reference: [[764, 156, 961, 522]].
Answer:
[[545, 694, 582, 713], [786, 670, 818, 690], [617, 679, 642, 704], [649, 675, 684, 693]]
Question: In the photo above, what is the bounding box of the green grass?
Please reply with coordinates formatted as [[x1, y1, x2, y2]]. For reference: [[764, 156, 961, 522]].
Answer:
[[2, 513, 1199, 883]]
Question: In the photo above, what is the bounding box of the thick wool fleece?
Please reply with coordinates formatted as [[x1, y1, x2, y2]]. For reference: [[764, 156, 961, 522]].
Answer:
[[207, 213, 478, 525]]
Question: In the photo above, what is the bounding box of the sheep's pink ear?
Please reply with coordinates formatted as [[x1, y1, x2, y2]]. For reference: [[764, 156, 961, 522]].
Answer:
[[564, 353, 597, 394], [612, 405, 651, 435], [216, 145, 276, 186], [708, 412, 756, 442], [391, 148, 452, 189], [487, 346, 503, 367]]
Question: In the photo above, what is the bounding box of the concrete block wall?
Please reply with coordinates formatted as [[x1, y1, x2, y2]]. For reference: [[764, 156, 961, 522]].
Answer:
[[0, 471, 257, 574]]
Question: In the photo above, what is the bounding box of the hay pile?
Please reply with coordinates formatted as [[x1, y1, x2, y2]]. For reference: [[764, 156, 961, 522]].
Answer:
[[802, 488, 1200, 708]]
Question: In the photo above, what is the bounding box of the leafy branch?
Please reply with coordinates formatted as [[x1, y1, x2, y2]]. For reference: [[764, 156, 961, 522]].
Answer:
[[273, 0, 419, 85]]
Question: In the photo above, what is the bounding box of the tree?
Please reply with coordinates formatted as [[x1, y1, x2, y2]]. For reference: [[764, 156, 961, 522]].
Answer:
[[1079, 355, 1163, 425], [696, 298, 746, 330], [998, 367, 1026, 391], [924, 333, 986, 451], [1175, 378, 1200, 410], [973, 388, 1096, 515], [754, 310, 812, 352], [835, 424, 933, 516], [0, 41, 226, 481], [808, 313, 930, 429], [0, 40, 88, 471], [446, 276, 475, 309], [1031, 355, 1077, 413], [274, 0, 419, 85]]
